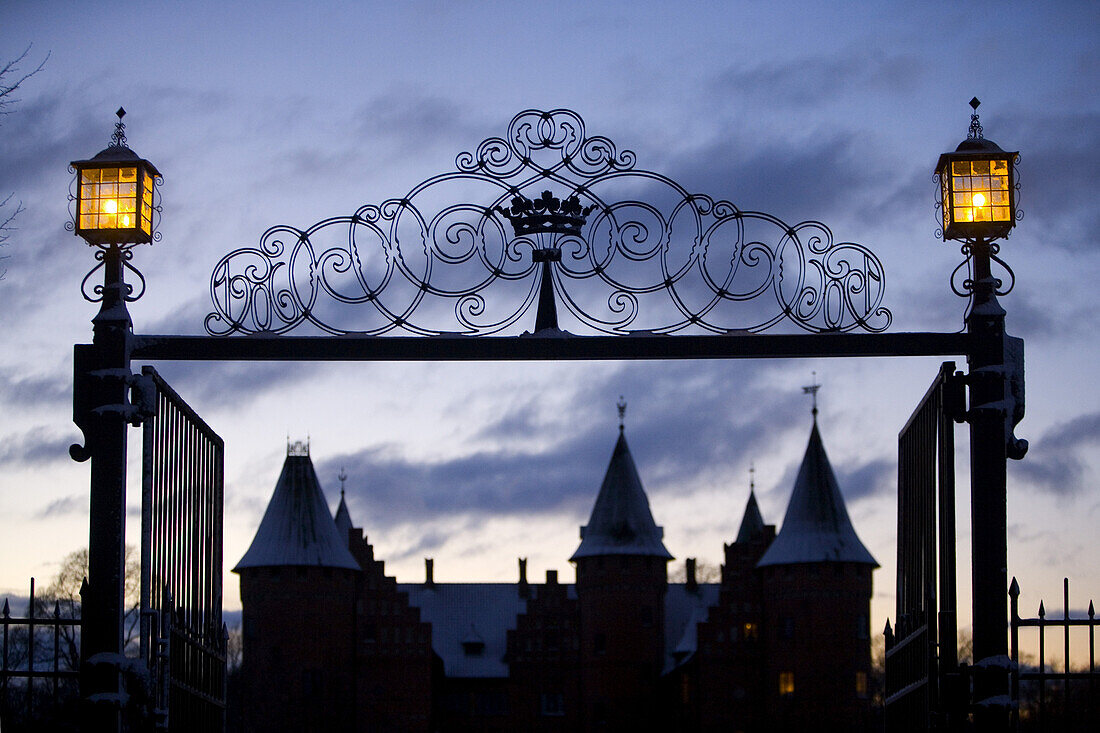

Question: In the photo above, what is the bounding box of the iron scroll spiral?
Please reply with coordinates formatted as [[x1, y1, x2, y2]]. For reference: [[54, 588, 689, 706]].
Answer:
[[206, 109, 891, 336]]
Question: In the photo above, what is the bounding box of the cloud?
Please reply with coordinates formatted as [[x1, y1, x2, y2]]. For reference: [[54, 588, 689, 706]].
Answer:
[[138, 358, 314, 413], [35, 494, 84, 519], [0, 371, 70, 409], [836, 458, 894, 503], [1012, 411, 1100, 496], [0, 426, 78, 468], [1003, 110, 1100, 252], [711, 48, 924, 111], [319, 359, 813, 526]]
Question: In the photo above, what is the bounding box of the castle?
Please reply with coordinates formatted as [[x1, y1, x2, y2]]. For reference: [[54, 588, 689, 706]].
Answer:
[[234, 409, 877, 732]]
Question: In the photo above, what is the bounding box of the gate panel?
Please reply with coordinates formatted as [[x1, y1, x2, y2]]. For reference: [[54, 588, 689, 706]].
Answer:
[[886, 361, 963, 731], [139, 366, 226, 731]]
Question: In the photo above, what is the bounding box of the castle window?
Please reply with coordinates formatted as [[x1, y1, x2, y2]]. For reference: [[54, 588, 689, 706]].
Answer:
[[778, 671, 795, 697], [540, 692, 565, 717], [742, 622, 758, 641], [781, 616, 795, 640], [462, 639, 485, 657], [856, 671, 869, 698]]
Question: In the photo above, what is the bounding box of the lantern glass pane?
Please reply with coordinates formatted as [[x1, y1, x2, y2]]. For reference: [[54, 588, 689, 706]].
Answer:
[[79, 166, 143, 231], [141, 170, 154, 235], [948, 157, 1012, 226], [941, 174, 950, 231]]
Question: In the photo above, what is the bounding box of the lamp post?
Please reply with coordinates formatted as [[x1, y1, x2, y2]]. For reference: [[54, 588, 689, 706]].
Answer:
[[70, 108, 160, 732], [936, 98, 1020, 729]]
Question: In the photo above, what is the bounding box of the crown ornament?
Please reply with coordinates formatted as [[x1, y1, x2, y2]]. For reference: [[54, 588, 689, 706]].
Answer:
[[496, 190, 596, 238]]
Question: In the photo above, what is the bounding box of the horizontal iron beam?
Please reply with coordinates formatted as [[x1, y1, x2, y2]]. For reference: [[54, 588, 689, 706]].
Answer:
[[129, 331, 973, 362]]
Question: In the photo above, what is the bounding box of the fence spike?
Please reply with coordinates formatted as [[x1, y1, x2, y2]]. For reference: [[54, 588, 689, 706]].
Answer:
[[2, 598, 9, 617], [54, 600, 61, 618], [1038, 600, 1046, 618], [1090, 600, 1095, 618], [1009, 577, 1020, 596]]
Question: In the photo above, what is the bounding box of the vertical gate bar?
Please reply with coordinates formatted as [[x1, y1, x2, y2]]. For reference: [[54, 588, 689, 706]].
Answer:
[[141, 381, 155, 668], [28, 578, 35, 721], [938, 363, 959, 674], [1090, 597, 1096, 725], [1063, 578, 1070, 725], [53, 601, 60, 701], [1009, 580, 1020, 731], [1039, 602, 1046, 726], [926, 398, 937, 717]]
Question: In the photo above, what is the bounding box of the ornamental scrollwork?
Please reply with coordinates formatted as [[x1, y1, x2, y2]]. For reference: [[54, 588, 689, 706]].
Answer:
[[206, 109, 890, 336]]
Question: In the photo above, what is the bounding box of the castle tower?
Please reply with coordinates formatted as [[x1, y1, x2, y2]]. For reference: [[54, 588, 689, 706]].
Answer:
[[756, 416, 877, 732], [570, 403, 673, 730], [688, 472, 778, 731], [234, 441, 361, 733]]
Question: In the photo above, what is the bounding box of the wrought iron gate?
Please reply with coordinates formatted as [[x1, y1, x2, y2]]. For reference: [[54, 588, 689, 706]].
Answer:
[[886, 361, 967, 730], [138, 366, 226, 731]]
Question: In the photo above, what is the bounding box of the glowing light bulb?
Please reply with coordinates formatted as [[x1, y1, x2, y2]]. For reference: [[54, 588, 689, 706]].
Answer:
[[120, 214, 132, 227], [972, 192, 986, 208], [104, 199, 118, 214]]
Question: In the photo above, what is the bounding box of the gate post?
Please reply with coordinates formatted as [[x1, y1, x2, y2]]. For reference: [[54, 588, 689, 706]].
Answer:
[[74, 244, 133, 733], [966, 238, 1010, 729]]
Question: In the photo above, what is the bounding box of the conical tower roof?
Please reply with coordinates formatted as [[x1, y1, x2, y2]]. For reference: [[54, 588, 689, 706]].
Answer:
[[234, 444, 360, 571], [570, 427, 673, 561], [735, 489, 766, 544], [334, 491, 353, 544], [333, 468, 353, 545], [757, 421, 877, 567]]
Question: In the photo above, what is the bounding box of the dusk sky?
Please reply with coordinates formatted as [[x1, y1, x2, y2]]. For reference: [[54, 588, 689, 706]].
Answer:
[[2, 1, 1098, 648]]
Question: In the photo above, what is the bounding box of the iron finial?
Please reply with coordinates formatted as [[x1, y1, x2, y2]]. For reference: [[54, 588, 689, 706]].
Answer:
[[338, 467, 348, 499], [802, 371, 821, 419], [111, 107, 129, 148], [749, 463, 755, 492], [617, 395, 627, 433], [967, 97, 984, 140]]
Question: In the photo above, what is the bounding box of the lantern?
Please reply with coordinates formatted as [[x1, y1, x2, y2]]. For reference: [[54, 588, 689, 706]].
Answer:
[[935, 98, 1017, 242], [71, 108, 160, 246]]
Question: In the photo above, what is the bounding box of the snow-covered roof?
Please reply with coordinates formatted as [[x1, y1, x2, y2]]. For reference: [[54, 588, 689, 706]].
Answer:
[[233, 451, 360, 571], [570, 430, 673, 561], [735, 490, 766, 544], [401, 581, 718, 678], [664, 583, 720, 673], [401, 583, 531, 678], [756, 421, 878, 568]]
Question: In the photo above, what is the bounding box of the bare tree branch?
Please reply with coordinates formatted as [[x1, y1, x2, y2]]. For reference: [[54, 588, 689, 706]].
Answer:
[[0, 45, 49, 281], [0, 45, 49, 115]]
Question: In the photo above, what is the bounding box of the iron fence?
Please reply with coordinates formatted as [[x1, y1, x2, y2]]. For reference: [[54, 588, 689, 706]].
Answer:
[[1011, 577, 1098, 731], [0, 578, 81, 730]]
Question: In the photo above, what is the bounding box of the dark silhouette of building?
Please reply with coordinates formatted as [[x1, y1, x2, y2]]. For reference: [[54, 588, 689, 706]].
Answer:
[[235, 413, 877, 732]]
